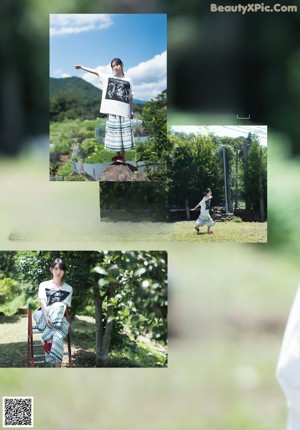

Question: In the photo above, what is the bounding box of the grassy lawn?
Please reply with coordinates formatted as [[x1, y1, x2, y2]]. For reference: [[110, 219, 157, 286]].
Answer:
[[172, 221, 267, 242], [0, 314, 167, 368]]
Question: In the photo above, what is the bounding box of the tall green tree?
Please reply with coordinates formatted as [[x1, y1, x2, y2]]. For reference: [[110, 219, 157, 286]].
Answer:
[[167, 133, 223, 209], [243, 133, 267, 219], [136, 91, 170, 180], [92, 251, 167, 366]]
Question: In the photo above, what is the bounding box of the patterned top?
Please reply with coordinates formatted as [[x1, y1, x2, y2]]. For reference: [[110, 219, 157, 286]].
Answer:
[[98, 72, 133, 118], [37, 280, 73, 307], [199, 196, 213, 216]]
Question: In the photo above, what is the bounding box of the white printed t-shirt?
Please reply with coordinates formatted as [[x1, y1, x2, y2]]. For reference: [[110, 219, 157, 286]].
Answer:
[[98, 72, 133, 118], [37, 280, 73, 307], [199, 196, 212, 216]]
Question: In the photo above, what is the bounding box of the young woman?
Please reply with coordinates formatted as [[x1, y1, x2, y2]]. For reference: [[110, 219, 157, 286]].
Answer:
[[33, 258, 73, 368], [191, 188, 215, 234], [74, 58, 134, 163]]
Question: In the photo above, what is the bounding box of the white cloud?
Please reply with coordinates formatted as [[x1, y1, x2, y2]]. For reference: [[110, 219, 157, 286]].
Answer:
[[62, 73, 71, 78], [79, 52, 167, 101], [81, 64, 111, 87], [127, 51, 167, 100], [50, 14, 113, 37], [127, 52, 167, 84]]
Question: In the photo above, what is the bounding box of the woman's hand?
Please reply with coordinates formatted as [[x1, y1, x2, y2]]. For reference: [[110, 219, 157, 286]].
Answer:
[[45, 317, 53, 329], [74, 65, 82, 69]]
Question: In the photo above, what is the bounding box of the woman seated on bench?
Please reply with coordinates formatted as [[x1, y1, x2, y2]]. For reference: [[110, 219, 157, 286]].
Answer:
[[33, 258, 73, 368]]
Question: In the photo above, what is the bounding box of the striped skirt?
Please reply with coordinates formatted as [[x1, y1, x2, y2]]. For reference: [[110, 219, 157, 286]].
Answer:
[[34, 302, 69, 366], [104, 114, 134, 151]]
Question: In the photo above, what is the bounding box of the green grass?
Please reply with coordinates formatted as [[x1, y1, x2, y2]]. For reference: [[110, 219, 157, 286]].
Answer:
[[0, 314, 167, 368], [172, 221, 267, 242]]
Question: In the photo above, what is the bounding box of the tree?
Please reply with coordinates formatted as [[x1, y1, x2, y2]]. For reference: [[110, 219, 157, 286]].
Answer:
[[92, 251, 167, 366], [243, 133, 267, 219], [0, 278, 19, 306], [0, 252, 17, 279], [166, 133, 223, 209], [136, 91, 170, 180]]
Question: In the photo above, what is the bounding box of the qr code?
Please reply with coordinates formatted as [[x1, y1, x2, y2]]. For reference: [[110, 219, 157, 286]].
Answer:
[[2, 397, 34, 428]]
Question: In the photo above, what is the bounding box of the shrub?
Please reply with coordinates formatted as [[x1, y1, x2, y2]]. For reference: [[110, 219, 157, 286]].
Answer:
[[0, 278, 20, 305]]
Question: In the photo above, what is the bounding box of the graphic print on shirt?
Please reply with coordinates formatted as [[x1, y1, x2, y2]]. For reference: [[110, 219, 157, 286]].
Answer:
[[105, 78, 130, 104], [45, 288, 71, 306], [205, 199, 211, 210]]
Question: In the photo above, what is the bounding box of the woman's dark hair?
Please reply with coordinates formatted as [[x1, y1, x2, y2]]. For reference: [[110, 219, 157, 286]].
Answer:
[[110, 58, 124, 75], [203, 188, 211, 195], [50, 258, 67, 274]]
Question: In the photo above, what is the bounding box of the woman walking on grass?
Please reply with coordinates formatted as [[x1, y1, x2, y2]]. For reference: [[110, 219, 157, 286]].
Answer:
[[33, 258, 73, 368], [74, 58, 134, 163], [191, 188, 215, 235]]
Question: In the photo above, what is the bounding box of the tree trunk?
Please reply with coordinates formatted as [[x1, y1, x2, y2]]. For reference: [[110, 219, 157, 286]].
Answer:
[[93, 283, 117, 367], [234, 151, 238, 210], [93, 283, 105, 367], [185, 199, 190, 220], [101, 285, 117, 361], [259, 174, 265, 221]]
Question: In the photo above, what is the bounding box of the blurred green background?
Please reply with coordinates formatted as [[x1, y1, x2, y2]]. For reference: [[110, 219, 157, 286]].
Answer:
[[1, 0, 300, 429]]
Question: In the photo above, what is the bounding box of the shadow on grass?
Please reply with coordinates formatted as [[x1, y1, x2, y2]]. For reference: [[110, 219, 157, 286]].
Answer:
[[0, 315, 23, 325], [71, 316, 167, 368], [0, 341, 27, 367]]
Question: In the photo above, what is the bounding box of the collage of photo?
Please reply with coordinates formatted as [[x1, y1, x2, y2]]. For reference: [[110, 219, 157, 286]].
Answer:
[[1, 5, 300, 430]]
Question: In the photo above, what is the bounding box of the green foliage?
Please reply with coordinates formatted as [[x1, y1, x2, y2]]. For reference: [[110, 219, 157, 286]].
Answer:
[[0, 252, 17, 279], [167, 133, 223, 207], [243, 133, 267, 217], [50, 77, 102, 122], [108, 337, 167, 368], [232, 217, 243, 223], [49, 77, 146, 124], [49, 118, 140, 175], [93, 251, 168, 343], [15, 251, 99, 318], [56, 160, 73, 177], [0, 292, 26, 317], [158, 131, 267, 216], [85, 147, 136, 163], [14, 251, 168, 345], [136, 92, 169, 179], [0, 278, 20, 305]]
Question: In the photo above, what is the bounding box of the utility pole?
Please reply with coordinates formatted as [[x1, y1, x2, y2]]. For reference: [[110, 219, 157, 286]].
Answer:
[[223, 146, 228, 212]]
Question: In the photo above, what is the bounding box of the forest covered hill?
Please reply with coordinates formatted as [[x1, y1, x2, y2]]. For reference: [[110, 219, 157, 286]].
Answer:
[[50, 77, 146, 121]]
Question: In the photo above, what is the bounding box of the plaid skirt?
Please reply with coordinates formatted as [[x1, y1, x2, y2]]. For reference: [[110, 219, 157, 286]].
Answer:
[[104, 114, 134, 151]]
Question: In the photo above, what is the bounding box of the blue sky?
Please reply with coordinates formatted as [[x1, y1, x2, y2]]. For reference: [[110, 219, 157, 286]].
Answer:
[[50, 14, 167, 101]]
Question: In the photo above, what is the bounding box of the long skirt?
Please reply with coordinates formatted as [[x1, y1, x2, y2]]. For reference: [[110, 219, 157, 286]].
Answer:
[[277, 284, 300, 429], [34, 302, 69, 366], [195, 214, 215, 227], [104, 114, 134, 152]]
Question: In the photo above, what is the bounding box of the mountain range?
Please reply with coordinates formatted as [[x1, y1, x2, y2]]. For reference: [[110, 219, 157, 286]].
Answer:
[[50, 77, 146, 105]]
